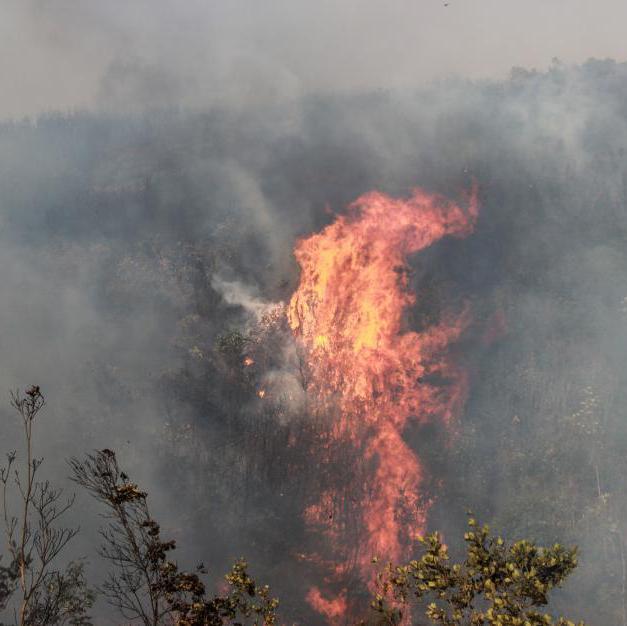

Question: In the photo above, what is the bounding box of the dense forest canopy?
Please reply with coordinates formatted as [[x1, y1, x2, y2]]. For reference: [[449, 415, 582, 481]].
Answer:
[[1, 59, 627, 623]]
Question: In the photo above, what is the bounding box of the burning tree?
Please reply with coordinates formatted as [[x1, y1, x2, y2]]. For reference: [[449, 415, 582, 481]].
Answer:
[[0, 384, 587, 625], [288, 186, 479, 619]]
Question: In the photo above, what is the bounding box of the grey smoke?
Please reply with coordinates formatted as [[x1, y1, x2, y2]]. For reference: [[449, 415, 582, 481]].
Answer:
[[2, 0, 627, 119], [1, 3, 627, 622]]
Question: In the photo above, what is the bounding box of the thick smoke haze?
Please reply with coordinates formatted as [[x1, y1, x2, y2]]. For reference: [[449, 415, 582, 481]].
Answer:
[[3, 0, 627, 118], [1, 3, 627, 625]]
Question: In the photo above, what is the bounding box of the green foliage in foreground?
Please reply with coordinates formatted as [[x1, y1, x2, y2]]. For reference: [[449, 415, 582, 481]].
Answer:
[[370, 518, 582, 626]]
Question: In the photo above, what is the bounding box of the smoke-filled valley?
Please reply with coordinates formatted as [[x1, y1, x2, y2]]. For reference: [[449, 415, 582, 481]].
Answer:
[[2, 58, 627, 624]]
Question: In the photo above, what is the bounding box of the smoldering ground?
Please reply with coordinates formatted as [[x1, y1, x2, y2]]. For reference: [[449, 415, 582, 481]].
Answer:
[[2, 30, 627, 625]]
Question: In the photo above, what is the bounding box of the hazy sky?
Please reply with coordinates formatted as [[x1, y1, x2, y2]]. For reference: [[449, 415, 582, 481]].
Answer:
[[1, 0, 626, 119]]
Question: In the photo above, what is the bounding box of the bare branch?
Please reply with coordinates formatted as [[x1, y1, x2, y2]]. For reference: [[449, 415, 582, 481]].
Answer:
[[1, 386, 94, 625]]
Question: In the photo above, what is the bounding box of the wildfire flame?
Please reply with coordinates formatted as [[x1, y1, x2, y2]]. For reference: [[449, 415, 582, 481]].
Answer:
[[288, 185, 479, 622]]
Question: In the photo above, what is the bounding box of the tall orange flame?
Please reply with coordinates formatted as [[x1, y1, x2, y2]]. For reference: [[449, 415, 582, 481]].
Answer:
[[288, 186, 479, 622]]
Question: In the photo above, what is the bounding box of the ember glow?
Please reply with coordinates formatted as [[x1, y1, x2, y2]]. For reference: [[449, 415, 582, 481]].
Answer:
[[288, 186, 479, 621]]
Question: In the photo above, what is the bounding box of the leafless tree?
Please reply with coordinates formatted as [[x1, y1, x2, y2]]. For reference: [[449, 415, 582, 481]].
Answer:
[[69, 449, 172, 625], [0, 386, 93, 626]]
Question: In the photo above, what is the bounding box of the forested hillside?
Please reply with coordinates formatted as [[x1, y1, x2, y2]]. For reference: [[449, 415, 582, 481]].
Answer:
[[1, 60, 627, 624]]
